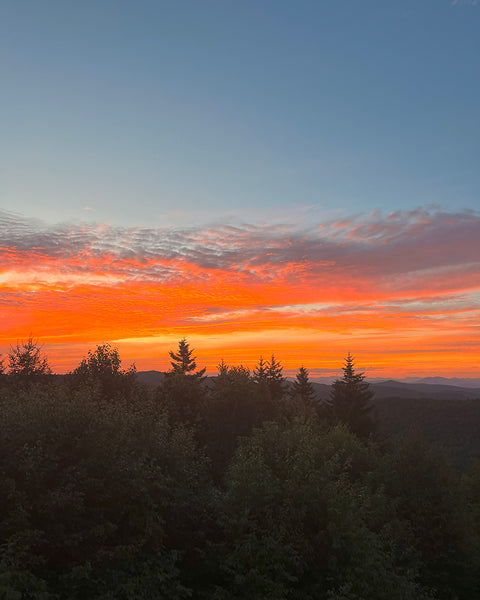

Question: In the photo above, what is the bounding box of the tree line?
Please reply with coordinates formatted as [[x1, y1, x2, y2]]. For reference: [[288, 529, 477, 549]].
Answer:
[[0, 338, 478, 599], [1, 338, 378, 440]]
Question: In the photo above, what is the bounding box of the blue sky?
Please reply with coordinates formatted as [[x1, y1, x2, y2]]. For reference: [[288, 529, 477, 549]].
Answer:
[[1, 0, 479, 226]]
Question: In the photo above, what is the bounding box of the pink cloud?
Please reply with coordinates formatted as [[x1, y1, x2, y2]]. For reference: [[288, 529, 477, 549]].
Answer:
[[1, 208, 479, 376]]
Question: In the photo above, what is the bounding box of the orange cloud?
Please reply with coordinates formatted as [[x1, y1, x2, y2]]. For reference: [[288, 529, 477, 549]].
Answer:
[[0, 208, 479, 377]]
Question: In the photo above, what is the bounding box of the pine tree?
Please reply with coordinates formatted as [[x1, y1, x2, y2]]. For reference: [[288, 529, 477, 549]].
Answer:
[[216, 358, 229, 379], [328, 353, 377, 438], [0, 354, 5, 388], [252, 355, 277, 420], [162, 339, 206, 425], [7, 338, 52, 388], [290, 366, 316, 404], [252, 356, 269, 384], [267, 354, 287, 401], [168, 338, 206, 380]]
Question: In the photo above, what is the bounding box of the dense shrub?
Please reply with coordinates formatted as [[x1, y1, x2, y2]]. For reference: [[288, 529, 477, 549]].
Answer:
[[0, 387, 212, 599]]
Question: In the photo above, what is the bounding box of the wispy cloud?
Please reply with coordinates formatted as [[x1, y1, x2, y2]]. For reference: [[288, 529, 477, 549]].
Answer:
[[1, 208, 479, 375], [451, 0, 479, 6]]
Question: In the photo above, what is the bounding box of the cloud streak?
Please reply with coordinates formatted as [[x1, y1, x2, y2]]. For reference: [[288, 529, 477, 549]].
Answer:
[[1, 208, 479, 376]]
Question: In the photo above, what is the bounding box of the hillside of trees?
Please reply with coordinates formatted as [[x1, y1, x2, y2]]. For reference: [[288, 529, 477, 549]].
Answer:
[[0, 339, 479, 599]]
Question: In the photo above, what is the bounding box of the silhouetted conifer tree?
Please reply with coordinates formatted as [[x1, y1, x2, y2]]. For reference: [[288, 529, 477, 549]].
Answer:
[[252, 355, 277, 421], [267, 354, 287, 401], [252, 356, 269, 384], [162, 338, 206, 425], [168, 338, 206, 380], [328, 353, 377, 439], [290, 366, 316, 404], [7, 338, 52, 388]]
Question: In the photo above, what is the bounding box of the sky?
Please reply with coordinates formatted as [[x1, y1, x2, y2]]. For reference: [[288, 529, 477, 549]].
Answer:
[[1, 1, 479, 377]]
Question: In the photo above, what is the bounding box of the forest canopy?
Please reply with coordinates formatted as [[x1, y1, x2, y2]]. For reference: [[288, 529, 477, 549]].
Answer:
[[0, 339, 478, 599]]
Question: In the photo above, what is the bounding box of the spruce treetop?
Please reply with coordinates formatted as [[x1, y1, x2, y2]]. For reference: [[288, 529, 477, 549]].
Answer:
[[252, 356, 269, 383], [329, 353, 377, 439], [7, 338, 52, 388], [291, 365, 316, 403], [168, 338, 206, 379]]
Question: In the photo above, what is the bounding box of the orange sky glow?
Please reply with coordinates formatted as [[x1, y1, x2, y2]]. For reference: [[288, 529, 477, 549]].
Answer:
[[1, 209, 479, 378]]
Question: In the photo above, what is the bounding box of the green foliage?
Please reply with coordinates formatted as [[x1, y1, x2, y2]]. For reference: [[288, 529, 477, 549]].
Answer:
[[328, 354, 378, 439], [0, 343, 478, 599], [55, 554, 191, 600], [375, 395, 480, 469], [203, 362, 257, 479], [381, 433, 479, 598], [462, 460, 480, 593], [219, 532, 300, 600], [203, 358, 292, 480], [463, 459, 480, 540], [0, 386, 212, 598], [216, 420, 438, 599]]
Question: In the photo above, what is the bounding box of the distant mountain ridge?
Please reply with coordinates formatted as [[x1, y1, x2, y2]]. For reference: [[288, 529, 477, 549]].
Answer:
[[127, 371, 480, 467], [370, 380, 480, 401], [136, 371, 480, 401], [309, 376, 480, 388], [136, 370, 166, 386], [404, 376, 480, 388]]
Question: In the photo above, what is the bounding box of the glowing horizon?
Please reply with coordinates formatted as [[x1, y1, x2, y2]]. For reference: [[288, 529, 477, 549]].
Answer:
[[1, 208, 479, 378]]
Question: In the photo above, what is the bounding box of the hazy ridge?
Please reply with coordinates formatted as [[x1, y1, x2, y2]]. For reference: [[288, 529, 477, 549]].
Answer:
[[136, 371, 480, 400]]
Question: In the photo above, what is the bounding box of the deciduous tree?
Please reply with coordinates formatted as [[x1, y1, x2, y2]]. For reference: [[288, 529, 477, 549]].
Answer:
[[67, 343, 137, 400], [203, 362, 256, 478]]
